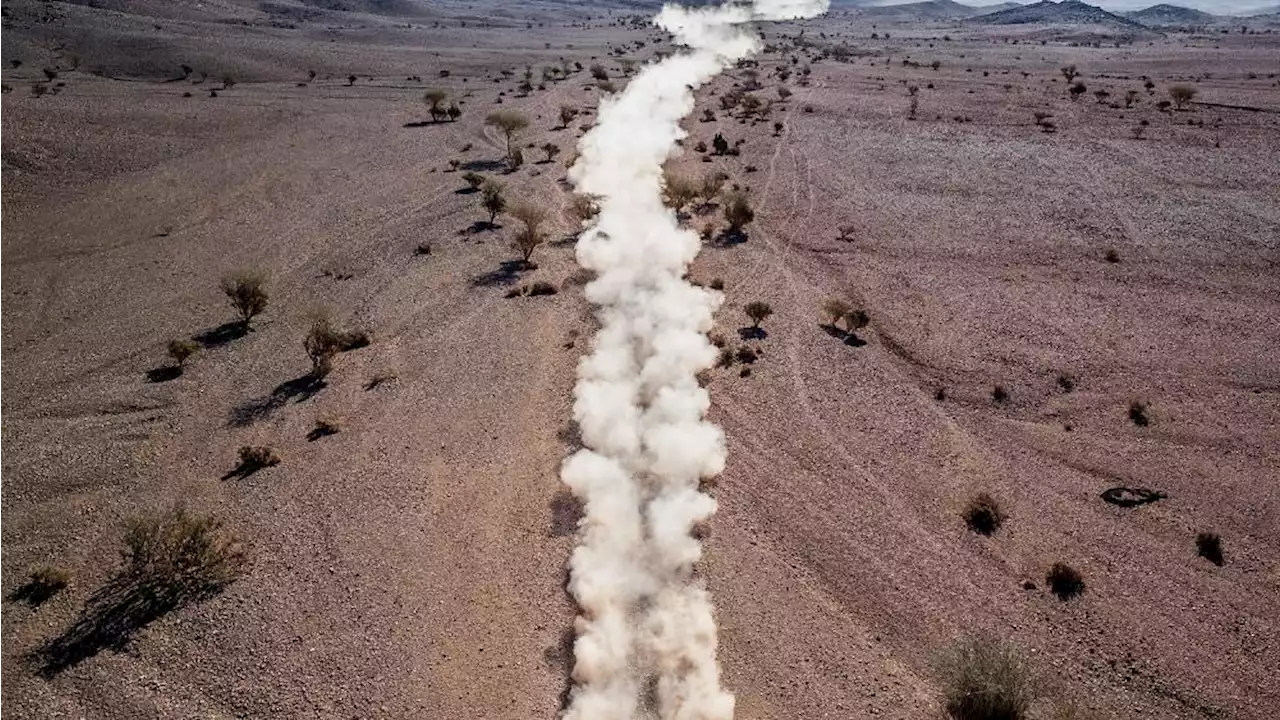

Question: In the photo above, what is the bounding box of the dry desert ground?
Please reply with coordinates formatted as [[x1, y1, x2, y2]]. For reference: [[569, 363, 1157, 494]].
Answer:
[[2, 1, 1279, 718]]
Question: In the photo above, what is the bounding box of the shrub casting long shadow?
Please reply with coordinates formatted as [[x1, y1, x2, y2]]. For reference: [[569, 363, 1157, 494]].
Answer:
[[32, 513, 243, 677], [228, 373, 325, 427]]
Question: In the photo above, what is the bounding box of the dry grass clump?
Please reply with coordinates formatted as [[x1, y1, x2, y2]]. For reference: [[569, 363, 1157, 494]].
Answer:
[[10, 566, 71, 607], [964, 493, 1005, 536], [937, 633, 1033, 720], [167, 338, 199, 368]]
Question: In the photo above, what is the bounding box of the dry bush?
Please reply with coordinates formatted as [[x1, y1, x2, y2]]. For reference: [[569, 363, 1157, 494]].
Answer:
[[559, 105, 579, 127], [167, 339, 199, 368], [663, 169, 700, 213], [700, 171, 728, 204], [505, 281, 558, 298], [509, 202, 549, 266], [723, 191, 755, 232], [481, 179, 507, 223], [845, 308, 870, 332], [10, 566, 71, 606], [744, 300, 773, 328], [423, 89, 449, 121], [964, 493, 1005, 536], [566, 193, 601, 226], [1196, 532, 1224, 566], [1046, 562, 1085, 600], [716, 347, 736, 368], [311, 415, 341, 439], [822, 297, 853, 326], [1128, 400, 1150, 427], [124, 507, 245, 602], [1061, 64, 1079, 82], [462, 171, 485, 189], [220, 269, 269, 327], [992, 385, 1009, 404], [237, 445, 280, 472], [1169, 85, 1197, 110], [541, 142, 561, 162], [937, 633, 1033, 720]]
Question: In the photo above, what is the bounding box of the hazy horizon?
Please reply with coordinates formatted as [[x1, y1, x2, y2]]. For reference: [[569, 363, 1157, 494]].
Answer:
[[856, 0, 1277, 15]]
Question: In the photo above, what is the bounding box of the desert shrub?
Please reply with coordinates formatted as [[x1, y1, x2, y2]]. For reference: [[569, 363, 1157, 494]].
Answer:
[[509, 202, 549, 266], [823, 297, 853, 326], [709, 278, 725, 291], [700, 171, 728, 204], [447, 104, 462, 122], [589, 63, 608, 81], [845, 308, 870, 332], [559, 105, 579, 127], [542, 142, 561, 162], [462, 171, 485, 189], [168, 339, 199, 368], [220, 269, 269, 327], [484, 110, 530, 158], [124, 507, 245, 602], [937, 633, 1033, 720], [712, 132, 730, 155], [744, 300, 773, 328], [1056, 374, 1075, 392], [1046, 562, 1085, 600], [1156, 100, 1172, 112], [701, 108, 716, 122], [992, 385, 1009, 404], [415, 243, 432, 256], [1128, 400, 1150, 426], [304, 315, 348, 378], [803, 104, 814, 113], [311, 415, 341, 439], [423, 88, 449, 121], [481, 179, 507, 223], [347, 74, 357, 86], [716, 346, 736, 368], [663, 170, 700, 213], [964, 493, 1005, 536], [1169, 85, 1197, 110], [1060, 64, 1078, 82], [237, 445, 280, 471], [736, 345, 759, 364], [777, 86, 792, 100], [10, 566, 71, 606], [1069, 82, 1087, 100], [566, 193, 601, 225], [1195, 532, 1224, 566], [723, 191, 754, 232], [448, 159, 461, 171], [773, 121, 784, 135], [508, 147, 524, 170]]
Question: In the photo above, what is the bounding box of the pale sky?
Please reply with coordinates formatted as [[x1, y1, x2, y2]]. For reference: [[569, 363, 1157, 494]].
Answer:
[[862, 0, 1278, 14]]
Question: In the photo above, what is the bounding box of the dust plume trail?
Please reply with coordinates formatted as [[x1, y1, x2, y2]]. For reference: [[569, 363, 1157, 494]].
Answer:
[[560, 1, 829, 718]]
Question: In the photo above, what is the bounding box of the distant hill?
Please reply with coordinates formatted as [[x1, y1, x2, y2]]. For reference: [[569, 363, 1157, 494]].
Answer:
[[860, 0, 990, 20], [967, 0, 1150, 31], [1126, 4, 1218, 26]]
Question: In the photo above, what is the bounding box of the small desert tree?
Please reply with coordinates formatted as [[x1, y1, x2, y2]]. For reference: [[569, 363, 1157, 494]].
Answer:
[[424, 89, 449, 121], [304, 315, 342, 379], [168, 339, 200, 369], [462, 171, 485, 190], [559, 105, 579, 128], [481, 179, 507, 225], [723, 191, 755, 233], [447, 103, 462, 122], [220, 269, 269, 327], [1169, 85, 1197, 110], [508, 202, 549, 267], [485, 110, 530, 159], [541, 142, 561, 163], [1061, 64, 1079, 83], [744, 300, 773, 328]]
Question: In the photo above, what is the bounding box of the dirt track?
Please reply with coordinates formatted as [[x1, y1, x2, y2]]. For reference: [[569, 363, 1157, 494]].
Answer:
[[3, 2, 1279, 718]]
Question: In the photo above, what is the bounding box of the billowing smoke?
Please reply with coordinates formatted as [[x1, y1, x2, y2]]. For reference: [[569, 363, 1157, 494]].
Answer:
[[561, 1, 829, 718]]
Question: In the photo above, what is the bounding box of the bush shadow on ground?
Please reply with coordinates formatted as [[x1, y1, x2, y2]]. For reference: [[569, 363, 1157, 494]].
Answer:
[[227, 373, 325, 427], [820, 323, 867, 347], [30, 564, 231, 677], [472, 260, 530, 287], [145, 366, 183, 383], [194, 321, 248, 348]]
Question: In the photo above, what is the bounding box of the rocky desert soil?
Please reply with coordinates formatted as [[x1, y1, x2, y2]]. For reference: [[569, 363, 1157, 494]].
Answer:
[[3, 1, 1278, 718]]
